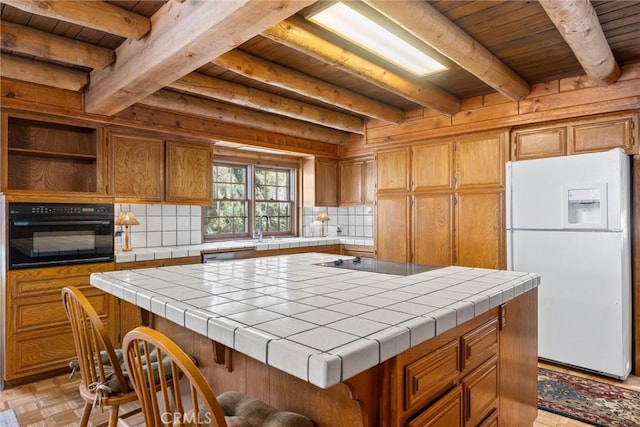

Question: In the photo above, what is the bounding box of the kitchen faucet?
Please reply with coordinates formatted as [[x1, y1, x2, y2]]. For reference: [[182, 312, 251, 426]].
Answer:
[[255, 214, 270, 242]]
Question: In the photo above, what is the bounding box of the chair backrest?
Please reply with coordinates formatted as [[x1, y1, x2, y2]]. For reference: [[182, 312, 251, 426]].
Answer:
[[62, 286, 130, 397], [123, 326, 229, 427]]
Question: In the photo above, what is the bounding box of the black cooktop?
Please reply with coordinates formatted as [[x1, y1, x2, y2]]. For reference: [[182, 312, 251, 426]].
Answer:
[[316, 257, 444, 276]]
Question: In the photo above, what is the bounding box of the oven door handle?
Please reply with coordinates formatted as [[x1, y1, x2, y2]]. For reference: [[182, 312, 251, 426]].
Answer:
[[11, 220, 111, 226]]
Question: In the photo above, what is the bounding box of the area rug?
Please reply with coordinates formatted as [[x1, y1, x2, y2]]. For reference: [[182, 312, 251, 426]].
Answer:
[[0, 409, 19, 427], [538, 367, 640, 426]]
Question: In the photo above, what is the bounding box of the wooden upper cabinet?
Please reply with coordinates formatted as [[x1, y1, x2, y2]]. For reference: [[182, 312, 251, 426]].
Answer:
[[456, 132, 507, 190], [510, 113, 638, 160], [376, 147, 410, 193], [570, 114, 637, 154], [413, 141, 454, 192], [165, 140, 212, 205], [339, 157, 375, 206], [511, 126, 567, 161], [109, 132, 164, 202], [303, 157, 338, 207], [340, 160, 364, 206]]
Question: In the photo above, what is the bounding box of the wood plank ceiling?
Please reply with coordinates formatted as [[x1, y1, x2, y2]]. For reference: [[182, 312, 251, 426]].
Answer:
[[1, 0, 639, 146]]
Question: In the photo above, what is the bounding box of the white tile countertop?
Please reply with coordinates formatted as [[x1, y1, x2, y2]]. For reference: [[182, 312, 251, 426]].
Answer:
[[91, 252, 540, 389], [114, 237, 373, 263]]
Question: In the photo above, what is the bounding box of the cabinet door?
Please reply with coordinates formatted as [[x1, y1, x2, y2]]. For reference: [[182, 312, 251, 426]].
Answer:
[[165, 140, 213, 204], [499, 289, 538, 427], [413, 141, 454, 192], [455, 191, 503, 269], [456, 132, 507, 189], [406, 385, 463, 427], [413, 193, 454, 266], [463, 355, 498, 427], [377, 147, 410, 193], [364, 159, 375, 204], [377, 194, 410, 262], [109, 133, 163, 202], [315, 158, 338, 206], [511, 126, 567, 160], [340, 160, 364, 206], [571, 114, 637, 154]]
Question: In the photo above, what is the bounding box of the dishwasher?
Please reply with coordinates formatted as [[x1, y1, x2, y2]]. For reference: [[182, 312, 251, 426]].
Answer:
[[201, 247, 255, 263]]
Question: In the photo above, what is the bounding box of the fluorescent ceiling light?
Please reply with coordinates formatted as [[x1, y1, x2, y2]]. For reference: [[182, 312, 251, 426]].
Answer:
[[308, 2, 447, 77], [237, 145, 293, 155]]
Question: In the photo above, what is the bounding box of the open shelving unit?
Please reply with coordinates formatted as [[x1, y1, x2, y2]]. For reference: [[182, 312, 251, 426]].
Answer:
[[6, 117, 99, 193]]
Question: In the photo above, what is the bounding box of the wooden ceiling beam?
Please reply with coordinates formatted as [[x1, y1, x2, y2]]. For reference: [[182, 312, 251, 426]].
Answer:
[[364, 0, 530, 101], [0, 53, 88, 91], [169, 73, 365, 134], [262, 16, 461, 116], [539, 0, 620, 86], [138, 90, 350, 145], [0, 0, 150, 40], [0, 21, 114, 69], [214, 49, 404, 125], [85, 0, 314, 116]]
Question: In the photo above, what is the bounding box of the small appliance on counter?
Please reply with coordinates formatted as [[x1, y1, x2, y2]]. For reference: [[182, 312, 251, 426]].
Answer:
[[8, 202, 114, 269], [506, 148, 631, 379]]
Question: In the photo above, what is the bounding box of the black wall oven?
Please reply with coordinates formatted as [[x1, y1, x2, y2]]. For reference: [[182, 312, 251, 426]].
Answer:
[[8, 202, 114, 269]]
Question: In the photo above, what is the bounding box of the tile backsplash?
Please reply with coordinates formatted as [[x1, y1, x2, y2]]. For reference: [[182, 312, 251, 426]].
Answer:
[[115, 203, 202, 249], [115, 203, 372, 249], [302, 206, 374, 238]]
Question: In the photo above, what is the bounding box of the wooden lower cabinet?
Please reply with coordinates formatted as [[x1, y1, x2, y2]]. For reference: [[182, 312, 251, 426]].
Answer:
[[387, 290, 537, 427], [4, 262, 116, 382], [389, 310, 500, 427]]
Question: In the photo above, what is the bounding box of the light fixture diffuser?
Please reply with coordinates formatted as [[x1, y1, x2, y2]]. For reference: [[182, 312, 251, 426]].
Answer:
[[308, 2, 447, 77]]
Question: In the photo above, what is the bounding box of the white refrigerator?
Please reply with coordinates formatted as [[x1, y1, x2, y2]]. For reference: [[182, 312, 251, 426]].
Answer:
[[506, 148, 631, 380]]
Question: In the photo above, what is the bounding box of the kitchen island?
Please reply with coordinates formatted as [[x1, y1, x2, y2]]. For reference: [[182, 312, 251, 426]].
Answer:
[[91, 252, 539, 427]]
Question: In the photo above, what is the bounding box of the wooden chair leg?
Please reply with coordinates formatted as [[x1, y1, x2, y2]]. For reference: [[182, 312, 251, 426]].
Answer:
[[80, 401, 92, 427], [108, 404, 120, 427]]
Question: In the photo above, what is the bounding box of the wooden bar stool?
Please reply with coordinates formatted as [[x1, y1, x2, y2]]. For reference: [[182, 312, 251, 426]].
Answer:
[[123, 326, 315, 427]]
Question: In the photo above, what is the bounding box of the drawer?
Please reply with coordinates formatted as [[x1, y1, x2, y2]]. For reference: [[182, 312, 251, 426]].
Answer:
[[477, 409, 498, 427], [11, 290, 111, 333], [405, 384, 463, 427], [463, 355, 498, 427], [405, 339, 460, 412], [5, 326, 77, 380], [461, 318, 498, 370]]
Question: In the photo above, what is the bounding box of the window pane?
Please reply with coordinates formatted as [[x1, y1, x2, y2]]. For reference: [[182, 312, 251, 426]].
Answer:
[[233, 183, 245, 199]]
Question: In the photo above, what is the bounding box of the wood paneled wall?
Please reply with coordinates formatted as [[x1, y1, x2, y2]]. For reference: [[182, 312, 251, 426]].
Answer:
[[340, 62, 640, 158]]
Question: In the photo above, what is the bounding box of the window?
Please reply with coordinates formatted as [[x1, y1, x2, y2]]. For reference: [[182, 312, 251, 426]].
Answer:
[[204, 162, 295, 240], [255, 167, 292, 233]]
